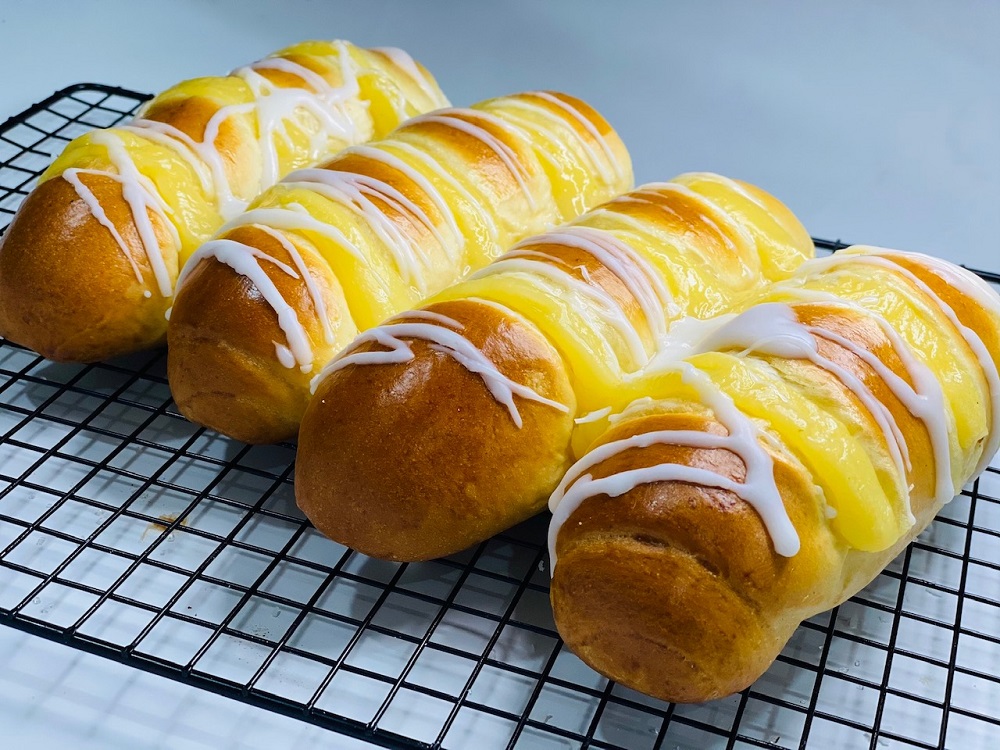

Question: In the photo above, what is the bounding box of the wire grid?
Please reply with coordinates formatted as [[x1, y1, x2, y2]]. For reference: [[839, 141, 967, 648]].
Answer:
[[1, 85, 999, 750]]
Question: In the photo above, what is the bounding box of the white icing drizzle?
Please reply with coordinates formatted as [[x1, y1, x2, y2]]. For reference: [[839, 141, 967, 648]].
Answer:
[[694, 302, 913, 524], [274, 341, 296, 368], [282, 166, 451, 292], [762, 286, 955, 508], [118, 123, 214, 195], [503, 246, 588, 277], [548, 247, 995, 566], [457, 186, 767, 377], [530, 92, 623, 182], [887, 250, 1000, 322], [607, 396, 666, 425], [549, 362, 801, 568], [314, 313, 569, 427], [63, 130, 180, 298], [363, 141, 498, 243], [127, 112, 254, 220], [172, 220, 338, 368], [540, 225, 679, 341], [371, 46, 444, 104], [582, 205, 657, 239], [174, 195, 411, 364], [347, 144, 465, 254], [499, 92, 623, 185], [231, 44, 362, 186], [677, 171, 798, 270], [178, 238, 313, 372], [402, 309, 466, 329], [56, 42, 383, 299], [498, 91, 625, 185], [647, 313, 738, 367], [611, 181, 758, 262], [541, 223, 996, 568], [575, 406, 612, 424], [253, 224, 335, 346], [843, 247, 1000, 476], [808, 325, 950, 506], [677, 173, 774, 225], [472, 255, 648, 367], [462, 295, 538, 321], [61, 169, 146, 285], [221, 205, 370, 266], [249, 56, 339, 97], [175, 237, 300, 285], [804, 250, 1000, 478], [407, 109, 538, 211]]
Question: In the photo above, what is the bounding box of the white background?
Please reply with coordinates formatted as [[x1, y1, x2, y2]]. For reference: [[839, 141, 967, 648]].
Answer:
[[0, 1, 998, 748]]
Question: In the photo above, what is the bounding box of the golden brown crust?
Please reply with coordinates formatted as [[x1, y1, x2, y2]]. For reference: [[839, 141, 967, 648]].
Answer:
[[599, 186, 751, 318], [0, 93, 255, 363], [166, 92, 631, 445], [493, 91, 631, 220], [316, 152, 446, 244], [0, 43, 448, 366], [791, 304, 937, 502], [394, 110, 541, 212], [141, 94, 258, 202], [165, 151, 449, 444], [290, 175, 807, 564], [892, 255, 1000, 395], [552, 537, 781, 702], [550, 298, 961, 703], [142, 95, 229, 143], [0, 173, 176, 361], [551, 412, 836, 701], [513, 236, 652, 346], [295, 298, 576, 560], [167, 225, 341, 444], [258, 55, 328, 90], [536, 92, 618, 141], [605, 186, 735, 257]]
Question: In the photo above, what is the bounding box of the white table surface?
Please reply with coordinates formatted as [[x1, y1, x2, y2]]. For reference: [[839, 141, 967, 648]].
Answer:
[[1, 1, 998, 748]]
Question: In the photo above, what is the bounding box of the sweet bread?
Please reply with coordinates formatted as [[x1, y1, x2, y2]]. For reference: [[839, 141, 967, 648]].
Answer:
[[295, 174, 812, 559], [166, 92, 632, 443], [0, 41, 447, 362], [548, 246, 1000, 702]]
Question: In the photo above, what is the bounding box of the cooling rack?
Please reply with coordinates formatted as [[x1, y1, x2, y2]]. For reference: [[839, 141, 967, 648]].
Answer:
[[1, 84, 999, 750]]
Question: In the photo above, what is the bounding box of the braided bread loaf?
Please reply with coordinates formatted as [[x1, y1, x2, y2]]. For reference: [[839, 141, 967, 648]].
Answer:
[[296, 175, 812, 559], [549, 247, 1000, 703], [166, 92, 632, 444], [0, 41, 447, 362]]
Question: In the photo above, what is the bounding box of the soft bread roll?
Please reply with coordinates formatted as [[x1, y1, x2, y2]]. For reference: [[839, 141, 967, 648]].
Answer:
[[0, 41, 448, 362], [549, 247, 1000, 703], [298, 298, 578, 560], [296, 175, 812, 560], [167, 92, 633, 443]]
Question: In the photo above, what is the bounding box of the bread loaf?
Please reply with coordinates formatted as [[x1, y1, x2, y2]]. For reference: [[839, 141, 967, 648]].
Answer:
[[549, 247, 1000, 702], [166, 91, 632, 443], [296, 175, 812, 559], [0, 41, 448, 362]]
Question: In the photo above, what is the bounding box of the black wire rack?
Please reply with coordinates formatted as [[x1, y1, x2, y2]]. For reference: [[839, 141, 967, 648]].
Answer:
[[1, 84, 999, 750]]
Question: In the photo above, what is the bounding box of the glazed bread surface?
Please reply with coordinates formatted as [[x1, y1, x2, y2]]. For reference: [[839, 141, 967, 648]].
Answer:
[[549, 246, 1000, 703], [296, 174, 813, 559], [0, 41, 448, 362], [168, 91, 633, 443]]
